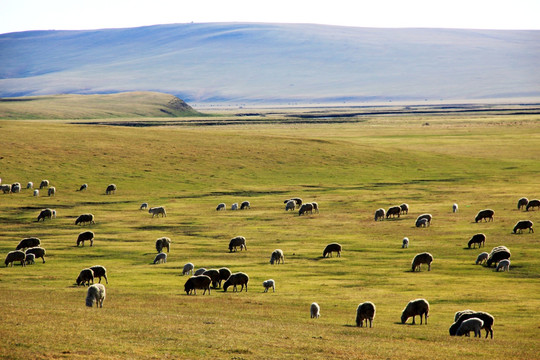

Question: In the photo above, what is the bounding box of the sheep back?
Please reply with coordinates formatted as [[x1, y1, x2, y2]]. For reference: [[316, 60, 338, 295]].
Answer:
[[16, 237, 41, 250]]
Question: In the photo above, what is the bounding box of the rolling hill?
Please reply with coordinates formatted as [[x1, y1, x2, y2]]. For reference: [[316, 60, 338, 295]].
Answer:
[[1, 23, 539, 105]]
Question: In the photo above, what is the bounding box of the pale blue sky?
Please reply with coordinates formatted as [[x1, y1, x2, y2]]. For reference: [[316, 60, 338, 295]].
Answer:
[[1, 0, 539, 34]]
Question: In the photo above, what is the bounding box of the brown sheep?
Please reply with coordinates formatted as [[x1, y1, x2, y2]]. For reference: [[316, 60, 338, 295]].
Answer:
[[374, 208, 385, 221], [223, 272, 249, 292], [229, 236, 247, 252], [37, 208, 54, 222], [25, 247, 46, 263], [401, 299, 429, 325], [90, 265, 108, 284], [298, 203, 313, 215], [526, 199, 540, 211], [475, 209, 494, 223], [400, 203, 409, 214], [75, 214, 95, 225], [184, 275, 212, 295], [513, 220, 534, 234], [386, 206, 401, 218], [105, 184, 117, 195], [323, 243, 342, 258], [356, 302, 376, 328], [411, 252, 433, 272], [517, 197, 529, 210], [16, 237, 41, 250], [468, 233, 486, 249], [5, 250, 26, 267], [77, 231, 95, 247], [76, 268, 95, 286]]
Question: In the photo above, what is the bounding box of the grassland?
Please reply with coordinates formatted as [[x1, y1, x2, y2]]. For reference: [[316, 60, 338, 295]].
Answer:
[[0, 103, 539, 359]]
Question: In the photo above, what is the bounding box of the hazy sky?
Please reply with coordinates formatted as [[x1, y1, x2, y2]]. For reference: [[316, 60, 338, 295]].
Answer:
[[1, 0, 539, 34]]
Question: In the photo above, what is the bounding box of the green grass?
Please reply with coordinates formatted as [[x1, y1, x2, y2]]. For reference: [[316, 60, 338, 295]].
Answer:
[[0, 107, 539, 359]]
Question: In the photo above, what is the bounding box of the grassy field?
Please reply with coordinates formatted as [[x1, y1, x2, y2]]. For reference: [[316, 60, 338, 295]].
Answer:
[[0, 104, 539, 359]]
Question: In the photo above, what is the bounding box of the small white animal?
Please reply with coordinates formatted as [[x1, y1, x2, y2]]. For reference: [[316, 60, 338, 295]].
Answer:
[[262, 279, 275, 293], [310, 302, 320, 319], [402, 237, 409, 248]]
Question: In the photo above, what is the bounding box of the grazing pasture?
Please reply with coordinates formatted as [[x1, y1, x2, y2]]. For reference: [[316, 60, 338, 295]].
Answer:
[[0, 106, 539, 359]]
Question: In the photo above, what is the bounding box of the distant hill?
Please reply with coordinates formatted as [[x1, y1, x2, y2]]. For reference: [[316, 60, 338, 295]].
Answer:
[[0, 23, 539, 105], [0, 92, 200, 119]]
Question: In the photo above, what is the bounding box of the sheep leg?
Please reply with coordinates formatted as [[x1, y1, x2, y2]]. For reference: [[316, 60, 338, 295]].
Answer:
[[412, 316, 416, 325]]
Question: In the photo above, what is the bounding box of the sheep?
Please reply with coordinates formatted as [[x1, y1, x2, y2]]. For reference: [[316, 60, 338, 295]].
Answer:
[[37, 208, 54, 222], [39, 180, 49, 189], [33, 189, 39, 196], [411, 252, 433, 272], [416, 214, 432, 226], [311, 202, 320, 214], [223, 272, 249, 292], [231, 203, 238, 210], [77, 231, 94, 247], [263, 279, 275, 293], [513, 220, 534, 233], [47, 186, 56, 196], [456, 318, 484, 337], [453, 203, 459, 213], [26, 182, 33, 189], [298, 203, 313, 215], [25, 253, 35, 265], [323, 243, 342, 258], [475, 252, 489, 265], [155, 237, 171, 253], [415, 218, 428, 228], [402, 237, 409, 248], [90, 265, 108, 284], [182, 262, 194, 276], [148, 206, 166, 218], [526, 199, 540, 211], [86, 283, 106, 308], [374, 208, 385, 221], [229, 236, 247, 252], [285, 200, 296, 211], [475, 209, 494, 223], [75, 213, 95, 225], [16, 237, 41, 250], [386, 206, 401, 218], [496, 259, 510, 272], [1, 184, 11, 194], [401, 298, 429, 325], [4, 250, 26, 267], [517, 197, 528, 210], [139, 202, 148, 210], [240, 201, 251, 210], [78, 183, 88, 191], [194, 268, 207, 276], [486, 246, 511, 267], [153, 252, 167, 264], [450, 311, 495, 338], [184, 275, 212, 295], [25, 247, 46, 263], [11, 183, 21, 193], [105, 184, 117, 195], [76, 268, 95, 286], [202, 269, 221, 288], [218, 267, 232, 288], [270, 249, 284, 264], [216, 203, 226, 211], [454, 310, 476, 322], [285, 198, 303, 207], [468, 233, 486, 249], [310, 302, 320, 319], [356, 301, 376, 328], [400, 203, 409, 214]]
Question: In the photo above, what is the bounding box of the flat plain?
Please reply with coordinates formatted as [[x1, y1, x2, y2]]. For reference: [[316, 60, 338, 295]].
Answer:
[[0, 102, 539, 359]]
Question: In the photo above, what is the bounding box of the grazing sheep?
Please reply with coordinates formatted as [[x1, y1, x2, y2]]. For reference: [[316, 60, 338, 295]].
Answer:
[[47, 186, 56, 196], [25, 247, 46, 263], [402, 237, 409, 248], [90, 265, 108, 284], [11, 183, 21, 193], [456, 318, 484, 337], [263, 279, 275, 293], [229, 236, 247, 252], [400, 203, 409, 214], [453, 203, 458, 213], [311, 202, 320, 214], [26, 182, 33, 189], [416, 214, 432, 226], [4, 250, 26, 267], [285, 200, 296, 211], [105, 184, 117, 195], [517, 197, 528, 210], [155, 237, 171, 253], [184, 275, 212, 295], [450, 311, 495, 339], [310, 302, 320, 319], [16, 237, 41, 250], [153, 252, 167, 264], [526, 199, 540, 211], [374, 208, 385, 221], [218, 267, 232, 288], [216, 203, 226, 211], [475, 209, 494, 223], [386, 206, 401, 218], [468, 233, 486, 249], [401, 299, 429, 325], [475, 252, 489, 265], [139, 202, 148, 210], [231, 203, 238, 210], [513, 220, 534, 233], [25, 253, 35, 265], [411, 252, 433, 272], [240, 201, 251, 210], [182, 262, 194, 276], [285, 198, 303, 207], [148, 206, 166, 218], [33, 189, 39, 196], [37, 208, 54, 222], [356, 301, 376, 328], [270, 249, 284, 264], [202, 269, 221, 288], [194, 268, 207, 276], [496, 259, 510, 272], [486, 246, 511, 267], [39, 180, 49, 189], [77, 231, 94, 247], [298, 203, 314, 215], [223, 272, 249, 292], [1, 184, 11, 194], [75, 214, 95, 225], [86, 283, 106, 308], [323, 243, 342, 258], [76, 268, 95, 286], [78, 183, 88, 191]]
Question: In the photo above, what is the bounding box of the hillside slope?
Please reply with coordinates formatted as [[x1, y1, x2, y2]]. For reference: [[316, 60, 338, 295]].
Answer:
[[1, 23, 539, 104]]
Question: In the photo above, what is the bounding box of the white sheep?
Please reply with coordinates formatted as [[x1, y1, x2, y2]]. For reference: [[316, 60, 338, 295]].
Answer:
[[475, 252, 489, 265], [33, 189, 39, 196], [310, 302, 320, 319], [231, 203, 238, 210], [262, 279, 275, 292], [26, 182, 33, 189], [183, 262, 194, 275], [270, 249, 284, 264], [47, 186, 56, 196], [148, 206, 166, 217], [153, 252, 167, 264], [39, 180, 49, 189], [402, 237, 409, 248], [216, 203, 226, 211], [496, 259, 510, 272], [86, 283, 106, 308], [25, 253, 35, 265], [453, 203, 459, 213], [285, 200, 295, 211], [456, 317, 484, 337], [140, 202, 148, 210]]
